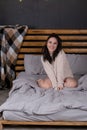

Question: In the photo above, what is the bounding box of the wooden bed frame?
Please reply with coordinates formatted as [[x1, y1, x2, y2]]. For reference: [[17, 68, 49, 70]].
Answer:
[[0, 29, 87, 129]]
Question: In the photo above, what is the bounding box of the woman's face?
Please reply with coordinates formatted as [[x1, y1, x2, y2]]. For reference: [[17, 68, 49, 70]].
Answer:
[[47, 37, 58, 55]]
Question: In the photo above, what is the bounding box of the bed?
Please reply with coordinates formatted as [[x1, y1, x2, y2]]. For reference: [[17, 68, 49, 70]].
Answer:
[[0, 29, 87, 129]]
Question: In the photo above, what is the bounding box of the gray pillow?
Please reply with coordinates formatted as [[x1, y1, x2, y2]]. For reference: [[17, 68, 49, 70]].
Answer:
[[67, 54, 87, 75], [24, 55, 46, 75], [24, 54, 87, 76]]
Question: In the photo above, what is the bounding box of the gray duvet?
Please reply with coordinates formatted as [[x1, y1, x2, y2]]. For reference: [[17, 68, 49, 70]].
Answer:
[[0, 72, 87, 121]]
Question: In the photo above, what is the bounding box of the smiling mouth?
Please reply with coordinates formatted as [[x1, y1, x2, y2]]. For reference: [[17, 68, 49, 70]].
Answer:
[[50, 47, 55, 50]]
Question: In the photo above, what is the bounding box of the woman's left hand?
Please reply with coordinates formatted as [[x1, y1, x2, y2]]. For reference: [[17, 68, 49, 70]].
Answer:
[[57, 85, 64, 90]]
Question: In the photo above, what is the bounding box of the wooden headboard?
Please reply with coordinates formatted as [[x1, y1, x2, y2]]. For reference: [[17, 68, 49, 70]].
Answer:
[[15, 29, 87, 76]]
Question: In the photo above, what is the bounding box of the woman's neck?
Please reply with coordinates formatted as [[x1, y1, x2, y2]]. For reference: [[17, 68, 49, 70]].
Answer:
[[49, 52, 53, 57]]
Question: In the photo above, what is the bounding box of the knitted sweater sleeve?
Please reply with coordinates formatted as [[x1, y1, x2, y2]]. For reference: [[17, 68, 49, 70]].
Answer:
[[56, 50, 73, 88], [41, 56, 58, 89]]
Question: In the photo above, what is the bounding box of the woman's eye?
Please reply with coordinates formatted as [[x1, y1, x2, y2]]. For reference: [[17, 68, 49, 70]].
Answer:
[[53, 42, 57, 45], [49, 41, 52, 44], [48, 41, 57, 45]]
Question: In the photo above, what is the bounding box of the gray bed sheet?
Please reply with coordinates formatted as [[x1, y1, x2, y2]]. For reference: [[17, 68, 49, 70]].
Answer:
[[3, 108, 87, 121], [0, 72, 87, 121]]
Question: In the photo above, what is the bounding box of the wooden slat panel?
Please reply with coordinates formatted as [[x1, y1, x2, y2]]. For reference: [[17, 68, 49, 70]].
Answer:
[[22, 42, 45, 46], [24, 35, 47, 40], [15, 66, 24, 71], [17, 54, 24, 59], [64, 48, 87, 53], [62, 42, 87, 47], [24, 35, 87, 41], [27, 29, 87, 34], [20, 48, 42, 53], [22, 41, 87, 47], [16, 60, 24, 65], [1, 120, 87, 126], [19, 48, 87, 53], [17, 54, 40, 59]]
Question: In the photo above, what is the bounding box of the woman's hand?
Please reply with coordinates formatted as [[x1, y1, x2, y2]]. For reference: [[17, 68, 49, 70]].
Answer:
[[57, 85, 64, 90]]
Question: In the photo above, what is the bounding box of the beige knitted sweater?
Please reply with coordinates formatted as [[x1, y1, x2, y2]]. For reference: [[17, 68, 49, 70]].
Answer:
[[41, 50, 73, 90]]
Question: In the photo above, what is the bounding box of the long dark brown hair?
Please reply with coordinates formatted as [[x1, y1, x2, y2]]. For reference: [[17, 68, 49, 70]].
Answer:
[[42, 33, 62, 64]]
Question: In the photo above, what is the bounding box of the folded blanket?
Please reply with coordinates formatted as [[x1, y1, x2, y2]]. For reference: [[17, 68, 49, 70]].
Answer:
[[0, 25, 28, 88]]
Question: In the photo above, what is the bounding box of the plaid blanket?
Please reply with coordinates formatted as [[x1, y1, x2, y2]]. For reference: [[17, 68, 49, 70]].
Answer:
[[0, 25, 28, 89]]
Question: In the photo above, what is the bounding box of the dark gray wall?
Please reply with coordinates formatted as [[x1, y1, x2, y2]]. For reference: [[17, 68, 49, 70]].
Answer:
[[0, 0, 87, 28]]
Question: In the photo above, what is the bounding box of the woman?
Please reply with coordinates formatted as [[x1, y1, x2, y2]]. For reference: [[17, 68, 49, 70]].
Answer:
[[37, 33, 78, 90]]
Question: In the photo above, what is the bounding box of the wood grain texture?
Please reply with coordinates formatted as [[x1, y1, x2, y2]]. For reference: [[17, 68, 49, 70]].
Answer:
[[0, 120, 87, 126]]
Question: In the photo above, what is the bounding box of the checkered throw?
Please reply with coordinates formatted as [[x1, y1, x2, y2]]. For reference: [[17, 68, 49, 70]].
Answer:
[[0, 25, 28, 88]]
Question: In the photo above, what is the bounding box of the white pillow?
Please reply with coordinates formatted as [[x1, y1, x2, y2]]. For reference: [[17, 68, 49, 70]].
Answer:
[[24, 55, 46, 75], [67, 54, 87, 75]]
